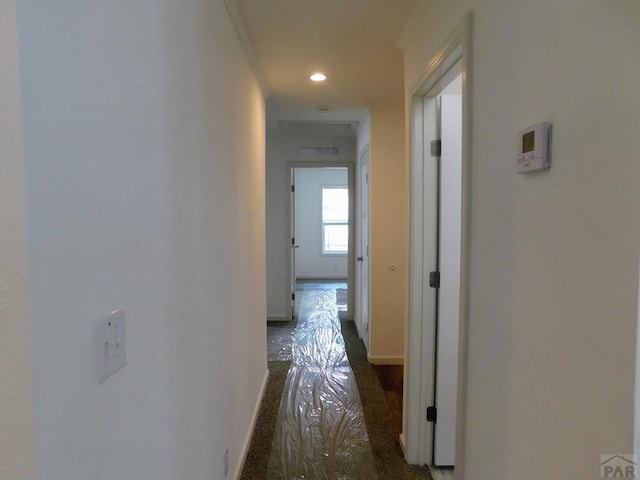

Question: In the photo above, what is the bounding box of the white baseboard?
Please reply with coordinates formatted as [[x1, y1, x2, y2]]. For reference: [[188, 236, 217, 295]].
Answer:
[[400, 432, 455, 479], [354, 319, 363, 339], [399, 433, 407, 458], [367, 355, 404, 365], [267, 314, 289, 321], [233, 368, 269, 480], [428, 465, 455, 480]]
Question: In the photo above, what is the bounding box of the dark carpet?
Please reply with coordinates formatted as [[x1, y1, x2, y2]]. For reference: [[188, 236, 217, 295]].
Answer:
[[341, 320, 431, 480], [240, 321, 431, 479], [240, 361, 290, 480]]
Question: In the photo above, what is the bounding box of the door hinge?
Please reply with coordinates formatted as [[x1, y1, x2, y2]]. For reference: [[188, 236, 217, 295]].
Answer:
[[430, 139, 442, 157], [291, 237, 295, 246], [292, 293, 295, 301], [426, 406, 437, 423], [429, 271, 440, 288], [291, 185, 295, 192]]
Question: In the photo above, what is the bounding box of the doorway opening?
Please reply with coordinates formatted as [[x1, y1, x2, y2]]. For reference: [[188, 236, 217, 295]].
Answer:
[[404, 13, 472, 480], [289, 165, 354, 321]]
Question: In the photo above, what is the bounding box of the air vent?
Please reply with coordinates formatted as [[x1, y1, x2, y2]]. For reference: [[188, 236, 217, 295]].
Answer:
[[299, 146, 340, 156], [279, 120, 359, 136]]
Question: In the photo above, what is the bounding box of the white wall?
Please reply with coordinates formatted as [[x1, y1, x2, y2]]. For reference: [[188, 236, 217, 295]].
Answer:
[[356, 110, 408, 362], [403, 1, 640, 478], [16, 0, 266, 479], [266, 133, 355, 319], [294, 168, 348, 279], [0, 0, 34, 478]]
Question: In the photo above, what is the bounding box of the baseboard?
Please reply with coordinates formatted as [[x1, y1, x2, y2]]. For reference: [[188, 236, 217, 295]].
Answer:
[[428, 465, 455, 480], [399, 433, 407, 458], [367, 355, 404, 365], [233, 368, 269, 480], [354, 319, 363, 339], [267, 314, 289, 321]]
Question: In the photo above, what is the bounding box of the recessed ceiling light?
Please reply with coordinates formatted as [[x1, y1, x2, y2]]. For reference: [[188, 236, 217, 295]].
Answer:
[[310, 72, 327, 82]]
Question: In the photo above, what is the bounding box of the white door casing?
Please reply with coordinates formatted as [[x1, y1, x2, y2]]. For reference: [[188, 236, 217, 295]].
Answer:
[[404, 14, 472, 478]]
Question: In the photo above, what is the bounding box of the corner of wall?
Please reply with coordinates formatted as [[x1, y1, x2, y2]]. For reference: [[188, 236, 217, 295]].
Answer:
[[367, 107, 408, 359], [0, 0, 35, 478]]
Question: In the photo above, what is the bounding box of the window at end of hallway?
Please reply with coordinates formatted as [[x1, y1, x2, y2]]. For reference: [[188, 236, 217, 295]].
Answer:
[[322, 187, 348, 254]]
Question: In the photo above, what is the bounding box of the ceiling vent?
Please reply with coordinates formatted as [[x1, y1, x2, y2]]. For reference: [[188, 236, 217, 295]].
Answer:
[[279, 120, 359, 137], [299, 146, 340, 156]]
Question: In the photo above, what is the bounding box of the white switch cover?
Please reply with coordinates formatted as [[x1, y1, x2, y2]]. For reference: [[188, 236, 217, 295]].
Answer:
[[94, 309, 126, 385]]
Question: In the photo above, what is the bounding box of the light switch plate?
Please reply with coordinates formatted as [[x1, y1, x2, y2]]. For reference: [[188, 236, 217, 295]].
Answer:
[[94, 309, 126, 385]]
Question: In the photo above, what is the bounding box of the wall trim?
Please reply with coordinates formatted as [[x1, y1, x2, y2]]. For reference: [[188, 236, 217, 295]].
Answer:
[[399, 433, 407, 456], [368, 355, 404, 365], [233, 368, 269, 480]]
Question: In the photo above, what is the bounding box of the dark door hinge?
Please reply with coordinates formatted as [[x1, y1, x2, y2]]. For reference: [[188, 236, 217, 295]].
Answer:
[[430, 139, 442, 157], [426, 406, 437, 423], [292, 293, 295, 301], [429, 271, 440, 288], [291, 185, 295, 192]]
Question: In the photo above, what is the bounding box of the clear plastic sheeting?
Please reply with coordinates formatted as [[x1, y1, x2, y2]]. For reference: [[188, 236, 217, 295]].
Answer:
[[267, 324, 294, 362], [266, 285, 378, 480]]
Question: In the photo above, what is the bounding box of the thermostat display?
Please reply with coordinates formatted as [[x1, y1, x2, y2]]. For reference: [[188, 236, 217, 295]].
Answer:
[[517, 122, 552, 173]]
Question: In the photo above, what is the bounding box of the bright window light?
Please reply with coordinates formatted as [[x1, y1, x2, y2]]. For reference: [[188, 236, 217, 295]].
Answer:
[[322, 187, 348, 254]]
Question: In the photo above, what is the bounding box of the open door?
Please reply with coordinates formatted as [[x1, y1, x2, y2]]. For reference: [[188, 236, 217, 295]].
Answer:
[[405, 15, 470, 476], [357, 149, 370, 347], [289, 166, 351, 320], [432, 92, 463, 467], [290, 168, 297, 320], [411, 71, 464, 469]]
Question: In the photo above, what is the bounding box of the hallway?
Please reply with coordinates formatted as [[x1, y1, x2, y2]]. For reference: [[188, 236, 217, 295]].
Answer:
[[241, 282, 430, 479]]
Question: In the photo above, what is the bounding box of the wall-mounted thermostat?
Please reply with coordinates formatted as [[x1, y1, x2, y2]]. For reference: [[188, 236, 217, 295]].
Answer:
[[517, 122, 552, 174]]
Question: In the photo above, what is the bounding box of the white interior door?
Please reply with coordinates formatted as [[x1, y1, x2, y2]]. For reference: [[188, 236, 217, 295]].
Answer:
[[359, 156, 370, 348], [290, 168, 297, 320], [433, 93, 463, 466]]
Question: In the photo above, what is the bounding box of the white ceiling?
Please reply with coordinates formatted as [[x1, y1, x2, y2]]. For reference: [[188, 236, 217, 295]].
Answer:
[[229, 0, 420, 129]]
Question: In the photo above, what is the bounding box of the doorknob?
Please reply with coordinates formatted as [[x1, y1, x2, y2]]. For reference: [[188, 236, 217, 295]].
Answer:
[[293, 245, 300, 248], [357, 256, 364, 262]]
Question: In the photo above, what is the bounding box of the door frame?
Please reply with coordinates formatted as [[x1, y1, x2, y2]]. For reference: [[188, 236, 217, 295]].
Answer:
[[355, 145, 370, 348], [285, 162, 355, 320], [403, 13, 472, 478]]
